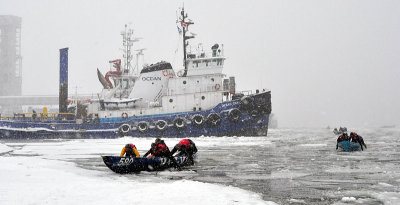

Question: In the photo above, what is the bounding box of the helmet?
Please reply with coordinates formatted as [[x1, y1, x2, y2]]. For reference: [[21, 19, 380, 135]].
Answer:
[[125, 144, 132, 149], [175, 144, 182, 150], [155, 138, 161, 144]]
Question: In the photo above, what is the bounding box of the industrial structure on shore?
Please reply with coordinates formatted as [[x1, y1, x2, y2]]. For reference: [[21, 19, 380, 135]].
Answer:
[[0, 15, 22, 96], [0, 15, 22, 114], [0, 16, 66, 115]]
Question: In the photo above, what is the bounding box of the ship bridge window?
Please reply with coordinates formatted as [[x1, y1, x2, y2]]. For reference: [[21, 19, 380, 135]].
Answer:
[[203, 60, 209, 67], [192, 61, 200, 68], [217, 59, 222, 66]]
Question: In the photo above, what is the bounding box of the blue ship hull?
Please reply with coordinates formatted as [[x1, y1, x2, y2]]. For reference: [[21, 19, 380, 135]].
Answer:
[[0, 92, 271, 138]]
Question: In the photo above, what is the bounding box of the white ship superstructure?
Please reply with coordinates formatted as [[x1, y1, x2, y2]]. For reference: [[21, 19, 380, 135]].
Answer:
[[92, 8, 233, 121]]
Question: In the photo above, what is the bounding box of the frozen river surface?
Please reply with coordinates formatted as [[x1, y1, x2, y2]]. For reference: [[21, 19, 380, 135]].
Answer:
[[1, 127, 400, 204]]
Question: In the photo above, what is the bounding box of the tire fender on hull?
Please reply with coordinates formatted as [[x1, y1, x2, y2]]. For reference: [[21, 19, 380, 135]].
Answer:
[[239, 96, 254, 111], [207, 113, 221, 127], [155, 120, 168, 132], [228, 108, 242, 123], [191, 114, 205, 127], [173, 117, 187, 130], [119, 124, 131, 136], [137, 121, 149, 133], [250, 109, 260, 118]]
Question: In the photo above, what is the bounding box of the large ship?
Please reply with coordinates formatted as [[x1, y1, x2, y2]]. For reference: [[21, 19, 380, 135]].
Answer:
[[0, 8, 271, 138]]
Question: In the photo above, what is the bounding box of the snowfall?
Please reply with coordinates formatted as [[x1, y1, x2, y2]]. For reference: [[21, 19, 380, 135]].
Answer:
[[1, 127, 400, 205]]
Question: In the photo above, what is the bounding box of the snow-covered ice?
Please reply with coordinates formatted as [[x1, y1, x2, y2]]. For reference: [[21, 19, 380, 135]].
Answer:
[[0, 137, 275, 205], [0, 143, 12, 154], [1, 127, 400, 204]]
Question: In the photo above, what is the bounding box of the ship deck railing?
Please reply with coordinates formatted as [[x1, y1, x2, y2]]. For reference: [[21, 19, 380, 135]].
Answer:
[[187, 50, 224, 60], [0, 113, 76, 122]]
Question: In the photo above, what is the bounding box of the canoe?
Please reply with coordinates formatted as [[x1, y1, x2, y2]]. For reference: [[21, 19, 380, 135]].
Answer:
[[338, 141, 361, 152], [102, 155, 194, 173]]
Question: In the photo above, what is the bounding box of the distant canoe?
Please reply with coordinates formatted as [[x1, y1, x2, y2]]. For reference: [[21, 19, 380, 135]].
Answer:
[[338, 141, 361, 152]]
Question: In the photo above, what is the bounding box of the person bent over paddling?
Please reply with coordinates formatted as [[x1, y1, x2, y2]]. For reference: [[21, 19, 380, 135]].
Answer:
[[143, 138, 170, 158], [336, 133, 350, 150], [121, 143, 140, 157], [350, 132, 367, 151], [170, 139, 198, 165], [144, 138, 181, 170]]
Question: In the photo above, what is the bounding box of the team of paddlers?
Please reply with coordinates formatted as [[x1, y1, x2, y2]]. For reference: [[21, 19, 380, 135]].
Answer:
[[120, 138, 198, 170], [334, 127, 367, 151]]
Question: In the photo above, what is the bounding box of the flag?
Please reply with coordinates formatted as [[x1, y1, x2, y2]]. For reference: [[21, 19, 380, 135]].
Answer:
[[181, 21, 188, 27]]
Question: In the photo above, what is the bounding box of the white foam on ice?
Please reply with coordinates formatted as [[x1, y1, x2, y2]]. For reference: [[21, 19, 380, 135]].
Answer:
[[289, 198, 306, 204], [341, 196, 356, 202], [0, 143, 13, 154], [297, 143, 327, 147], [372, 192, 400, 204], [378, 182, 393, 187]]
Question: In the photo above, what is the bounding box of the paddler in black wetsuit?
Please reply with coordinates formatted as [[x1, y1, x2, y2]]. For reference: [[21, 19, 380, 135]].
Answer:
[[350, 132, 367, 151], [336, 132, 349, 150]]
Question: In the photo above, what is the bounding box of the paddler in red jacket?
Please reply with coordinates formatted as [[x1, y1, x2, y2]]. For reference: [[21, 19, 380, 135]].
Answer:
[[143, 138, 170, 158], [170, 139, 197, 164], [143, 138, 182, 170], [350, 132, 367, 151], [170, 139, 197, 156], [120, 143, 140, 157]]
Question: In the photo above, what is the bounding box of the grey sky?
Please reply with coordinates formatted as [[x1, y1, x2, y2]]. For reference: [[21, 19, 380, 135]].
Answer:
[[1, 0, 399, 128]]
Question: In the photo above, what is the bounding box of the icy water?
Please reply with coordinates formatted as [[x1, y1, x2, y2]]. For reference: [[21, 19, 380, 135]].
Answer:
[[1, 127, 400, 204], [194, 128, 400, 204]]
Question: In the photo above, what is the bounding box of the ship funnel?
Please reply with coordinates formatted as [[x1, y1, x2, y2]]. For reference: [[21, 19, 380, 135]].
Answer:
[[59, 48, 69, 113]]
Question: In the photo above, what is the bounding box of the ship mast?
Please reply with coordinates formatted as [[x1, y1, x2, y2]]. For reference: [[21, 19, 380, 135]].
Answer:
[[121, 24, 140, 74], [135, 48, 146, 76], [179, 7, 194, 77]]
